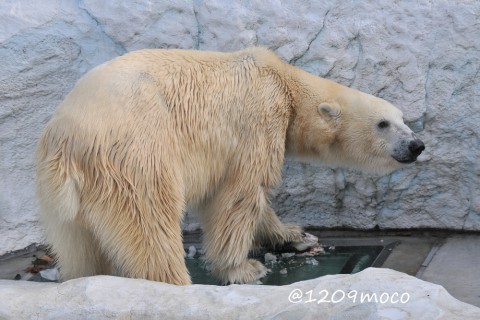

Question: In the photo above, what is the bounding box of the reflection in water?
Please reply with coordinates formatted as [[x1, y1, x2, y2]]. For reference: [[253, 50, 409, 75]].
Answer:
[[186, 246, 383, 286]]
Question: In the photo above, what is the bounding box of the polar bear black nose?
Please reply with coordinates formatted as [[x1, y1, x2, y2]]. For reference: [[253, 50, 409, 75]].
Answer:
[[409, 139, 425, 157]]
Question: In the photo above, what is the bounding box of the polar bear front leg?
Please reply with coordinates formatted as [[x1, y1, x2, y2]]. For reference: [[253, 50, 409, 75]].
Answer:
[[200, 184, 269, 284]]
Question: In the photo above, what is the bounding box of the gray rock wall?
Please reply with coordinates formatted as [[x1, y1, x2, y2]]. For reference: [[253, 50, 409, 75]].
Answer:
[[1, 0, 479, 254]]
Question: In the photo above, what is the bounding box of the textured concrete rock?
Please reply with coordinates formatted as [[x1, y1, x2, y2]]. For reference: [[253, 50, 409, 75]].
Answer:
[[271, 1, 480, 232], [1, 268, 479, 319], [0, 0, 123, 255], [1, 0, 479, 254]]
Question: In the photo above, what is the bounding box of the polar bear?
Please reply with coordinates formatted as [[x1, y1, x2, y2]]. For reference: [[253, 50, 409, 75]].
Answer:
[[36, 47, 424, 285]]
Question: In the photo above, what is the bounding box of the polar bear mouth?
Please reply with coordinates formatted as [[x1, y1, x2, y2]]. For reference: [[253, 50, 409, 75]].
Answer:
[[393, 157, 417, 164]]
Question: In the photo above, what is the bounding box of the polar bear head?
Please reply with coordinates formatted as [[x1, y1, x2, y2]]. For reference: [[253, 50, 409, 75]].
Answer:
[[286, 76, 425, 175]]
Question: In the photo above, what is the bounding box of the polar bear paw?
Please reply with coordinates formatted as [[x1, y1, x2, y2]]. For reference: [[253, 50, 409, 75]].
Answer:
[[283, 224, 305, 243], [290, 232, 319, 252], [216, 259, 268, 284]]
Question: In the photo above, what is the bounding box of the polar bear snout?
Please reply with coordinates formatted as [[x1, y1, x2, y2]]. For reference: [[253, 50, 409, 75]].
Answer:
[[393, 137, 425, 164], [409, 139, 425, 158]]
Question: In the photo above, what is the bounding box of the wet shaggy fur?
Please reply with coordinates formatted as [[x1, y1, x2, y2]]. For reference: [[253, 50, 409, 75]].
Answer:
[[37, 47, 417, 284]]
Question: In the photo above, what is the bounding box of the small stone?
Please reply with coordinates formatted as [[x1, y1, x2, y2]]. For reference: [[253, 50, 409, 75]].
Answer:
[[186, 246, 196, 259], [264, 253, 277, 264], [305, 258, 319, 266], [39, 268, 60, 281], [279, 268, 287, 275], [281, 252, 295, 259]]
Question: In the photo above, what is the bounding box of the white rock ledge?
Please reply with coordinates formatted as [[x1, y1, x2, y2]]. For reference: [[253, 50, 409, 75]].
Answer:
[[1, 268, 479, 320]]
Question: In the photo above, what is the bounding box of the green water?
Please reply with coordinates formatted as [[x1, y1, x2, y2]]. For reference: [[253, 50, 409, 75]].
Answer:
[[186, 246, 383, 286]]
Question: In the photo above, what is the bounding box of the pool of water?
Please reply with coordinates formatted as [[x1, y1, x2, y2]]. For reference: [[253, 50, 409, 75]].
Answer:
[[1, 237, 398, 284], [186, 245, 386, 286]]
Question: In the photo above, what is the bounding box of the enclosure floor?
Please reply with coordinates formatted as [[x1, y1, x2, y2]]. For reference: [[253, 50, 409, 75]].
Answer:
[[1, 232, 479, 307], [416, 235, 480, 307]]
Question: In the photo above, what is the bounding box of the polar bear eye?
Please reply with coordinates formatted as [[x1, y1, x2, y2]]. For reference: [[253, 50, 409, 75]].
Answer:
[[377, 120, 390, 129]]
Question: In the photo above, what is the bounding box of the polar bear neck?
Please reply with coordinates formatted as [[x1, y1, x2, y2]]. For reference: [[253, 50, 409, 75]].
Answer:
[[283, 66, 345, 161]]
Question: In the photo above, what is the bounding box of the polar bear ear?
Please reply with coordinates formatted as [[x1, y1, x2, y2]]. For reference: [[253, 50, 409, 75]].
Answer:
[[318, 103, 341, 121]]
